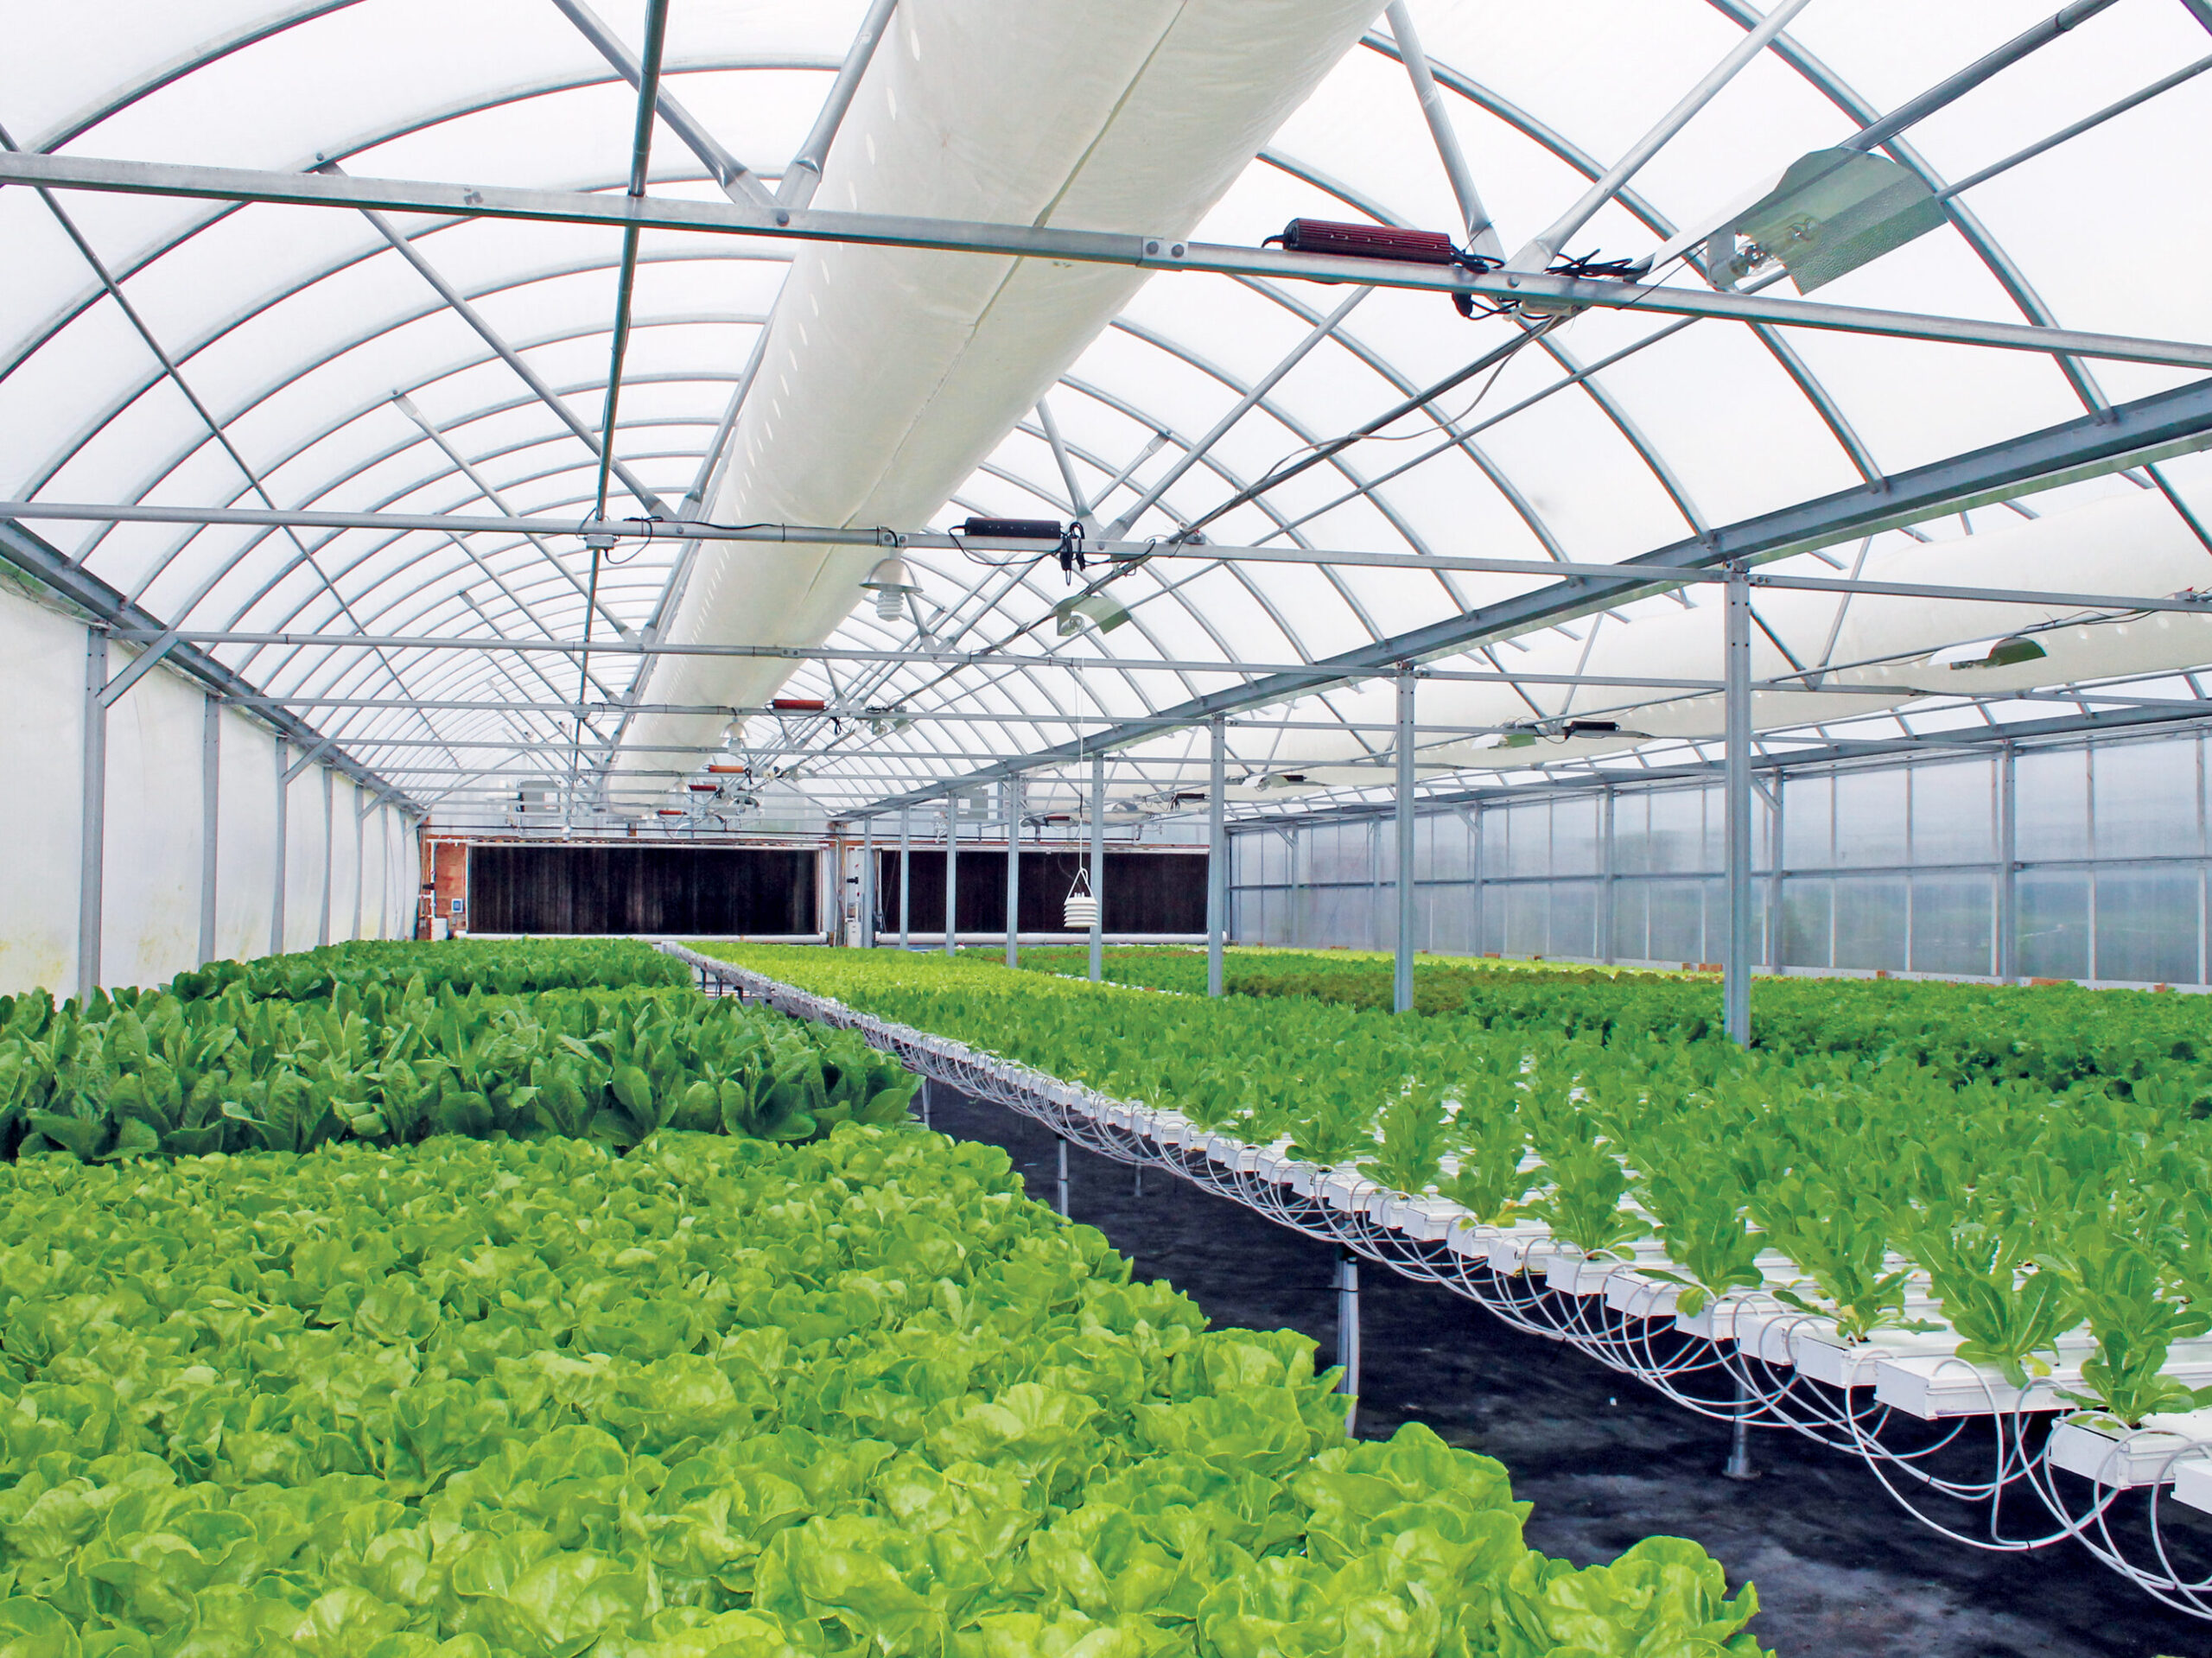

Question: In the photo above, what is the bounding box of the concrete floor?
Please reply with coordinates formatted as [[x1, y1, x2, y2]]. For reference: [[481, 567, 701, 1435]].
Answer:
[[920, 1083, 2212, 1658]]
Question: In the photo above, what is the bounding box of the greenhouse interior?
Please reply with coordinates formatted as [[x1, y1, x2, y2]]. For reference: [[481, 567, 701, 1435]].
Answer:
[[5, 0, 2212, 1652]]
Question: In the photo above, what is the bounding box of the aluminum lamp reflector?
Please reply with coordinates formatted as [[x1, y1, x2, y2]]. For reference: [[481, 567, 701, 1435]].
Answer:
[[859, 556, 919, 620], [1053, 593, 1133, 636], [1928, 634, 2050, 670], [1713, 149, 1945, 294]]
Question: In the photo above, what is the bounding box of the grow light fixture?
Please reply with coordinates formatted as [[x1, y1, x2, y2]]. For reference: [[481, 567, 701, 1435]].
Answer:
[[862, 706, 912, 735], [1670, 148, 1945, 295], [1927, 634, 2050, 670], [1053, 593, 1133, 637], [1484, 719, 1647, 751]]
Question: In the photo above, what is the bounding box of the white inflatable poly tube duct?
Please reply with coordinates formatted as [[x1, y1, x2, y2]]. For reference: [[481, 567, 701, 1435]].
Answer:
[[620, 0, 1387, 794]]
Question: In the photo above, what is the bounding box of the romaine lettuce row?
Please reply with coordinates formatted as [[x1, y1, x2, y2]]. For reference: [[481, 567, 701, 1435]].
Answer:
[[731, 944, 2212, 1427]]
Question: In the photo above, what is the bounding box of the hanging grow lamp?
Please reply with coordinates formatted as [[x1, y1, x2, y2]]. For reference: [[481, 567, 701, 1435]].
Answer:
[[1928, 635, 2050, 670], [1054, 593, 1133, 636]]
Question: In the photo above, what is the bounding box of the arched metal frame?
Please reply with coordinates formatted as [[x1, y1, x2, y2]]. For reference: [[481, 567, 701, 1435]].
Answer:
[[3, 0, 2207, 822]]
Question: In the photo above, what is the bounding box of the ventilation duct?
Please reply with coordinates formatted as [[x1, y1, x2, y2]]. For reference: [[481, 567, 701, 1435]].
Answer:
[[620, 0, 1383, 792]]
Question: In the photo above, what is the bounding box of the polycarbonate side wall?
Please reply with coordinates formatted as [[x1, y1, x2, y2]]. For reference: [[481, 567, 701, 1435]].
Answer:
[[1229, 729, 2212, 988], [0, 581, 420, 997]]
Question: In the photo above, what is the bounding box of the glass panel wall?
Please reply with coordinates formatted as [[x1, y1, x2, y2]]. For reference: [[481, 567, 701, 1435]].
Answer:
[[1230, 728, 2212, 986]]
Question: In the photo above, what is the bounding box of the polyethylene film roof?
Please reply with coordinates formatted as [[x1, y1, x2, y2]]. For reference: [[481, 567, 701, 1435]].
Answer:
[[3, 0, 2211, 829]]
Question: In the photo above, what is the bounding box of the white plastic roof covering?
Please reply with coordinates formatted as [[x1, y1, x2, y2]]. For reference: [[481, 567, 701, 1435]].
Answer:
[[3, 0, 2211, 829]]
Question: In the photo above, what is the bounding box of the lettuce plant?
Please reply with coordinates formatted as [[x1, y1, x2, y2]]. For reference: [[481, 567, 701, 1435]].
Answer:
[[0, 1126, 1767, 1656]]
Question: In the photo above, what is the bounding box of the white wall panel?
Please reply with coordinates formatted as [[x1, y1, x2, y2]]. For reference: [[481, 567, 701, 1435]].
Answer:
[[281, 760, 326, 953], [0, 585, 86, 996], [99, 645, 205, 990], [213, 715, 279, 963]]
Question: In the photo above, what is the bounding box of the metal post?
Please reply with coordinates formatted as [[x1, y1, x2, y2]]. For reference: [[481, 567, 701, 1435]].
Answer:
[[353, 789, 368, 943], [1471, 806, 1486, 952], [898, 806, 912, 949], [1723, 1377, 1759, 1480], [1089, 750, 1106, 981], [1998, 743, 2018, 980], [1055, 1136, 1070, 1218], [1724, 565, 1752, 1045], [1005, 776, 1021, 968], [921, 1077, 932, 1130], [1765, 780, 1786, 969], [1336, 1248, 1361, 1437], [861, 816, 874, 948], [1207, 714, 1226, 996], [77, 630, 108, 1003], [1395, 666, 1417, 1013], [1599, 786, 1617, 965], [271, 739, 288, 955], [318, 767, 334, 948], [943, 798, 958, 955], [198, 694, 219, 965]]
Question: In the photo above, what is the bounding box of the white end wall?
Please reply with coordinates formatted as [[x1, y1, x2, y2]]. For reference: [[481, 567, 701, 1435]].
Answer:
[[0, 579, 420, 998]]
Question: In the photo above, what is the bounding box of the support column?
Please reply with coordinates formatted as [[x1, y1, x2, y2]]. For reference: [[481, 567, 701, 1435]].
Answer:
[[1724, 564, 1752, 1046], [1471, 806, 1485, 951], [1765, 779, 1786, 969], [1599, 786, 1617, 965], [1997, 743, 2018, 981], [353, 790, 369, 943], [1336, 1248, 1361, 1437], [1395, 666, 1417, 1013], [1207, 715, 1227, 996], [78, 630, 109, 1004], [898, 807, 912, 949], [861, 816, 875, 948], [319, 767, 334, 948], [943, 797, 958, 955], [1089, 750, 1106, 981], [271, 740, 289, 956], [1004, 775, 1021, 968], [1055, 1137, 1070, 1217], [199, 695, 220, 965], [378, 810, 394, 941]]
